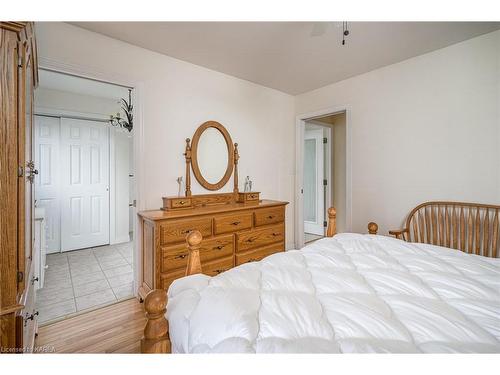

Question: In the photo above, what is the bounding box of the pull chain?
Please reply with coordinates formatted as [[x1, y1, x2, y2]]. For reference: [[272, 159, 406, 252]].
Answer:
[[342, 21, 349, 46]]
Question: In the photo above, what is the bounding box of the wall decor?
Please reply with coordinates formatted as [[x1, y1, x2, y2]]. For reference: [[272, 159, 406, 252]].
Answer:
[[109, 88, 133, 132]]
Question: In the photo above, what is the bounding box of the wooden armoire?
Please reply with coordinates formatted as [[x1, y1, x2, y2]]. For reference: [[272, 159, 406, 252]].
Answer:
[[0, 22, 39, 353]]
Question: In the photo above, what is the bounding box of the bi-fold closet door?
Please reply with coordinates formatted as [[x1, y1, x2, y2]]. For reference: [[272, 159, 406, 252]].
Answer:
[[35, 116, 110, 252]]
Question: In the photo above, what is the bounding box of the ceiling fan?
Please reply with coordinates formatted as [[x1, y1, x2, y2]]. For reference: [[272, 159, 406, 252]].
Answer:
[[310, 22, 350, 45]]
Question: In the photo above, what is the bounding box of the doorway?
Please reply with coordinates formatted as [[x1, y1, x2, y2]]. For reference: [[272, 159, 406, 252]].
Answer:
[[33, 69, 136, 324], [296, 109, 349, 247]]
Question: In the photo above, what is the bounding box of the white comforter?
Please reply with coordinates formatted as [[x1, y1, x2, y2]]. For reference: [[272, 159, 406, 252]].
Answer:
[[166, 234, 500, 353]]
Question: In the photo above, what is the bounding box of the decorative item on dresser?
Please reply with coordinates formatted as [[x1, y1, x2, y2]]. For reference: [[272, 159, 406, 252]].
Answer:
[[137, 121, 288, 300], [389, 201, 500, 258], [0, 22, 39, 352]]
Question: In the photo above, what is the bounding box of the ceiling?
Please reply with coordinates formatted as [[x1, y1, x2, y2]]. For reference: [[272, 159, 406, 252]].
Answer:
[[38, 69, 130, 99], [71, 22, 500, 95]]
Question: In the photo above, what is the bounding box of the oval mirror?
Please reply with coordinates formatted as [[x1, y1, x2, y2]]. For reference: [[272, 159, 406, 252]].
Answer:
[[191, 121, 234, 191]]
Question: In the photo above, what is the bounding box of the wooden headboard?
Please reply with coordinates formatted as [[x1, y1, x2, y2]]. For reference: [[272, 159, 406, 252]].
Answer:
[[389, 201, 500, 258]]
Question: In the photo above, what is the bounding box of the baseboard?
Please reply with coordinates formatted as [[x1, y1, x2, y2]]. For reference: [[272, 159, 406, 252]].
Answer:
[[111, 235, 131, 245]]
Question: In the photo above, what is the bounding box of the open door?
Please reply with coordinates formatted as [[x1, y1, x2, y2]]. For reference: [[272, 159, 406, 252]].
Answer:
[[303, 128, 324, 236]]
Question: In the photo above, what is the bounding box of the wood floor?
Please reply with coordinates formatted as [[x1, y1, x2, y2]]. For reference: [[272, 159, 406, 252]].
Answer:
[[35, 297, 146, 353]]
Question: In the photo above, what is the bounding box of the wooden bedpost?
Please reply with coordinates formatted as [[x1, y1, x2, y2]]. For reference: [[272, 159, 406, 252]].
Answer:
[[368, 222, 378, 235], [142, 231, 204, 353], [185, 230, 203, 276], [326, 207, 337, 237], [141, 289, 171, 353]]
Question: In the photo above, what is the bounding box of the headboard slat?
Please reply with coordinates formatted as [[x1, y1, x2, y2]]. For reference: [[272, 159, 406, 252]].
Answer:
[[492, 210, 498, 258], [467, 208, 474, 254], [431, 206, 437, 245], [412, 217, 419, 243], [425, 207, 431, 244], [438, 206, 444, 247], [452, 206, 458, 249], [445, 206, 451, 248], [418, 210, 425, 243], [460, 207, 466, 251]]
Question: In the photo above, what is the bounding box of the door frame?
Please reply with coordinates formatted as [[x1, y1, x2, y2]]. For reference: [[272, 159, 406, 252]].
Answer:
[[37, 56, 145, 297], [295, 106, 352, 249]]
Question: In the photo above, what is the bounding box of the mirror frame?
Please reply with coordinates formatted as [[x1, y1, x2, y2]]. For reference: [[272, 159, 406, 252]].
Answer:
[[190, 121, 235, 191]]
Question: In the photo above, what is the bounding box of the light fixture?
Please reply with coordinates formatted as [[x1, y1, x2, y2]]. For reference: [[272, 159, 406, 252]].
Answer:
[[109, 88, 133, 132]]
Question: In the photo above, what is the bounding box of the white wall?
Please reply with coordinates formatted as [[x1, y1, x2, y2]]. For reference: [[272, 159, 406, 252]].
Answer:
[[296, 30, 500, 235], [36, 23, 296, 249]]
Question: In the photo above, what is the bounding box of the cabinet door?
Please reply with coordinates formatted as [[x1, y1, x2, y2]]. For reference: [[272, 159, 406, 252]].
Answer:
[[17, 41, 35, 294]]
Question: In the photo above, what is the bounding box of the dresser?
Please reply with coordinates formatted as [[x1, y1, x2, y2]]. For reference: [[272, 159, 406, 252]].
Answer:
[[138, 198, 288, 299]]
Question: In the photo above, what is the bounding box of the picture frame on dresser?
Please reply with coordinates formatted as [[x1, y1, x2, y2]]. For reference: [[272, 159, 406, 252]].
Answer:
[[137, 121, 288, 300]]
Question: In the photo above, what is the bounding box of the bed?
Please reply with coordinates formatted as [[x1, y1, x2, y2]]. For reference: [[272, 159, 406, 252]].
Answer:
[[141, 203, 500, 354]]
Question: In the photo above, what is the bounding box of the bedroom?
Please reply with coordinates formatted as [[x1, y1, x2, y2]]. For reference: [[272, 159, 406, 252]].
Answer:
[[0, 0, 499, 372]]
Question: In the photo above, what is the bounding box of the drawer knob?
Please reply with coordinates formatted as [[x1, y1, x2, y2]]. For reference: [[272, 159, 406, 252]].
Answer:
[[272, 232, 280, 237], [181, 229, 193, 234], [215, 245, 224, 250], [214, 269, 224, 274], [175, 254, 187, 259], [231, 221, 241, 226], [247, 258, 257, 263], [247, 237, 256, 243], [178, 201, 186, 205], [267, 215, 275, 219]]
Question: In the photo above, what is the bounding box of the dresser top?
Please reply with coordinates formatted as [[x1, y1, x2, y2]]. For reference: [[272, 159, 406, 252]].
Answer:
[[139, 199, 288, 221]]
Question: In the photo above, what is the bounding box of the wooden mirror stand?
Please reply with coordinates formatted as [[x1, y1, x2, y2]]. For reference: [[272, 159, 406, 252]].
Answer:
[[162, 121, 260, 211], [184, 121, 240, 196]]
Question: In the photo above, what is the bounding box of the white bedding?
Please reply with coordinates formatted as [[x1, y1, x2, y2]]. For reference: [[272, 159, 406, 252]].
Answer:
[[166, 233, 500, 353]]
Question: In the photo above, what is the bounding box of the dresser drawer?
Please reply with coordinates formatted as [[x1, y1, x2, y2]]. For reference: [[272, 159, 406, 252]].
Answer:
[[237, 223, 284, 252], [170, 197, 192, 209], [160, 269, 185, 291], [254, 207, 285, 227], [161, 234, 234, 273], [213, 213, 252, 235], [203, 256, 234, 277], [160, 217, 212, 245], [236, 243, 283, 265]]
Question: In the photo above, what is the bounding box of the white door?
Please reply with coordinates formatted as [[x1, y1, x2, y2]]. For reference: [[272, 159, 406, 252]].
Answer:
[[304, 128, 324, 235], [60, 118, 110, 251], [34, 115, 61, 253]]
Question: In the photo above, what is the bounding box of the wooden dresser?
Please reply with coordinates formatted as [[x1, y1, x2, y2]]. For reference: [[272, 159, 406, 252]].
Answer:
[[138, 197, 288, 299]]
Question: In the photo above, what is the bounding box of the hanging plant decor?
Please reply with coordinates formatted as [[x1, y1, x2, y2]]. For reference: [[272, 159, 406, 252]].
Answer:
[[109, 88, 133, 132]]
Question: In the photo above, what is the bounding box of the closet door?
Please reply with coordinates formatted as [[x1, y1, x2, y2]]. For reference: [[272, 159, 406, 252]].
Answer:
[[60, 118, 110, 251], [34, 115, 61, 253]]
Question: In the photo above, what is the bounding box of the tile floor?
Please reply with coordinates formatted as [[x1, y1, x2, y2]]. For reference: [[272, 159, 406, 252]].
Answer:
[[36, 241, 134, 325], [304, 232, 324, 243]]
